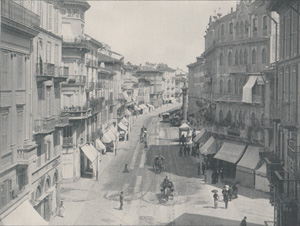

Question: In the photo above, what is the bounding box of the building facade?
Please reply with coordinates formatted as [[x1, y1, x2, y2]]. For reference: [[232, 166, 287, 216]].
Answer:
[[266, 1, 300, 226]]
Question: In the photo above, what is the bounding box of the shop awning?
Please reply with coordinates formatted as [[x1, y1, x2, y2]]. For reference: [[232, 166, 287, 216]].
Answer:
[[118, 122, 128, 131], [200, 136, 217, 155], [147, 104, 154, 109], [102, 130, 115, 143], [96, 139, 106, 152], [256, 162, 267, 177], [125, 109, 131, 116], [121, 117, 129, 126], [0, 200, 48, 225], [242, 76, 258, 103], [134, 105, 141, 111], [81, 144, 97, 162], [237, 145, 260, 170], [139, 104, 148, 110], [193, 129, 206, 143], [179, 123, 190, 129], [110, 126, 119, 138], [214, 142, 246, 164]]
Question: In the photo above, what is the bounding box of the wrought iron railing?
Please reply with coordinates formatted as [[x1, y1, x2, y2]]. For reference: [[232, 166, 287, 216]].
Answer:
[[34, 117, 55, 134]]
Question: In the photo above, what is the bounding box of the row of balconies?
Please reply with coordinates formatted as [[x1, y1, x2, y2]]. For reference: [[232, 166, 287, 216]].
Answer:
[[36, 63, 69, 77], [1, 0, 40, 29], [61, 107, 92, 120], [33, 114, 69, 134]]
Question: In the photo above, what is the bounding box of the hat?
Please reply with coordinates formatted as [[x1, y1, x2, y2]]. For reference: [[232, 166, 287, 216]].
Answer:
[[244, 217, 247, 219]]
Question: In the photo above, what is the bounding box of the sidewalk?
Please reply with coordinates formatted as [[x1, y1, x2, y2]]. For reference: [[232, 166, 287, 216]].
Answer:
[[50, 103, 180, 225]]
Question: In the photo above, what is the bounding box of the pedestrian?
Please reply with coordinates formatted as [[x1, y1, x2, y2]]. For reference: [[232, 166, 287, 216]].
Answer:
[[228, 185, 233, 201], [119, 191, 124, 210], [144, 141, 148, 149], [202, 162, 206, 175], [222, 185, 229, 209], [123, 163, 129, 173], [213, 192, 219, 209], [58, 201, 65, 217], [240, 216, 247, 226], [184, 145, 187, 157], [215, 169, 219, 183], [233, 183, 238, 198], [219, 167, 224, 180], [197, 162, 201, 176]]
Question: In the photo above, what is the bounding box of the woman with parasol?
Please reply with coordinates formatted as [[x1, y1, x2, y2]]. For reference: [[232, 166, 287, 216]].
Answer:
[[212, 190, 219, 209]]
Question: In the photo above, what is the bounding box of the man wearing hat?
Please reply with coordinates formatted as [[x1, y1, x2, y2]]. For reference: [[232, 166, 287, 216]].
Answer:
[[240, 216, 247, 226], [222, 185, 229, 209]]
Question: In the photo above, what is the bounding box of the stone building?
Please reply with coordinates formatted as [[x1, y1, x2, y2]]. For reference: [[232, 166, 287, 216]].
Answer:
[[266, 1, 300, 226], [157, 64, 177, 103]]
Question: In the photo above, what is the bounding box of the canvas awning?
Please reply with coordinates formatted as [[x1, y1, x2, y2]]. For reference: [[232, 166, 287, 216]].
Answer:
[[110, 126, 119, 138], [121, 117, 129, 126], [134, 105, 141, 111], [118, 122, 128, 131], [139, 104, 148, 110], [193, 129, 206, 143], [256, 162, 267, 177], [200, 136, 217, 155], [0, 200, 49, 225], [95, 139, 106, 152], [242, 76, 260, 103], [147, 104, 154, 109], [214, 142, 246, 164], [125, 109, 131, 116], [81, 144, 97, 162], [102, 130, 115, 143], [179, 123, 190, 129], [237, 145, 260, 170]]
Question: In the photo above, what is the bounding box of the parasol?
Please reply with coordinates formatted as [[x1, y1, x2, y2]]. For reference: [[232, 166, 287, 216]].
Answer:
[[211, 189, 218, 193]]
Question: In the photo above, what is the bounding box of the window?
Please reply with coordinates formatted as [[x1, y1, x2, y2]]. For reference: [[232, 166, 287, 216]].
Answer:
[[284, 67, 290, 102], [17, 55, 23, 88], [229, 22, 233, 34], [1, 51, 10, 88], [228, 79, 232, 94], [228, 51, 232, 66], [236, 22, 239, 36], [220, 79, 223, 93], [262, 48, 267, 64], [17, 108, 23, 146], [240, 21, 244, 38], [45, 141, 51, 161], [280, 18, 285, 59], [38, 1, 43, 27], [252, 49, 256, 64], [46, 86, 51, 117], [234, 79, 238, 94], [220, 24, 225, 41], [285, 14, 291, 58], [54, 44, 59, 66], [239, 79, 244, 94], [263, 16, 267, 30], [245, 21, 249, 37], [219, 52, 224, 66], [244, 50, 248, 64], [235, 50, 239, 65], [0, 179, 12, 206], [292, 10, 298, 56], [54, 10, 58, 34], [48, 4, 53, 31], [46, 42, 51, 63], [219, 110, 223, 123], [1, 110, 9, 152], [240, 49, 243, 65], [17, 166, 28, 191], [253, 18, 258, 32]]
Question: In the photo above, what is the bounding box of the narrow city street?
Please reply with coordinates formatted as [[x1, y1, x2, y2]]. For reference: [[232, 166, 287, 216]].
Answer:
[[51, 104, 273, 226]]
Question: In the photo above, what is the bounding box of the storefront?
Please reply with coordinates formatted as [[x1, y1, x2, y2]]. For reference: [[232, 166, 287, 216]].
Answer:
[[255, 162, 269, 192], [118, 121, 128, 141], [1, 199, 48, 225], [214, 142, 246, 178], [236, 146, 261, 188], [80, 144, 99, 179], [102, 129, 116, 153], [95, 138, 106, 154], [199, 136, 218, 169]]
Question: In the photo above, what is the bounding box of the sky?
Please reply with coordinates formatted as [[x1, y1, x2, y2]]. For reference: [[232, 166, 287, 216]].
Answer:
[[85, 0, 238, 71]]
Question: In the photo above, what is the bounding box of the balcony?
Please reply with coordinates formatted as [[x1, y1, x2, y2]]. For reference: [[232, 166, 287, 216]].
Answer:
[[54, 113, 69, 128], [61, 107, 92, 120], [36, 63, 55, 82], [62, 37, 90, 53], [17, 144, 37, 165], [53, 66, 68, 82], [62, 137, 73, 147], [1, 0, 40, 38], [213, 93, 242, 103], [34, 117, 56, 135], [96, 82, 104, 90], [64, 75, 86, 86]]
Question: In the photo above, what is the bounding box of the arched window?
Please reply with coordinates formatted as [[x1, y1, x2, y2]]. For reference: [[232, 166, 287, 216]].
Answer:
[[261, 113, 265, 125], [263, 16, 267, 30], [251, 112, 256, 126], [226, 111, 232, 125], [245, 21, 249, 36], [220, 24, 225, 40], [239, 79, 244, 94], [240, 21, 244, 38], [45, 178, 50, 191], [53, 172, 58, 186], [236, 22, 239, 36], [219, 110, 223, 123], [240, 49, 243, 65], [244, 50, 248, 64], [228, 51, 232, 66], [239, 111, 243, 125], [219, 52, 224, 66], [234, 79, 238, 94], [36, 186, 42, 200], [253, 18, 258, 32], [220, 79, 223, 93], [235, 50, 239, 65], [252, 49, 257, 64], [228, 79, 232, 94], [229, 22, 233, 35], [262, 48, 267, 64]]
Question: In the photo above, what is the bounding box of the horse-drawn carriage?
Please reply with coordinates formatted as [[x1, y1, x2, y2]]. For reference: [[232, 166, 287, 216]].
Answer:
[[153, 155, 165, 174], [160, 178, 174, 201]]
